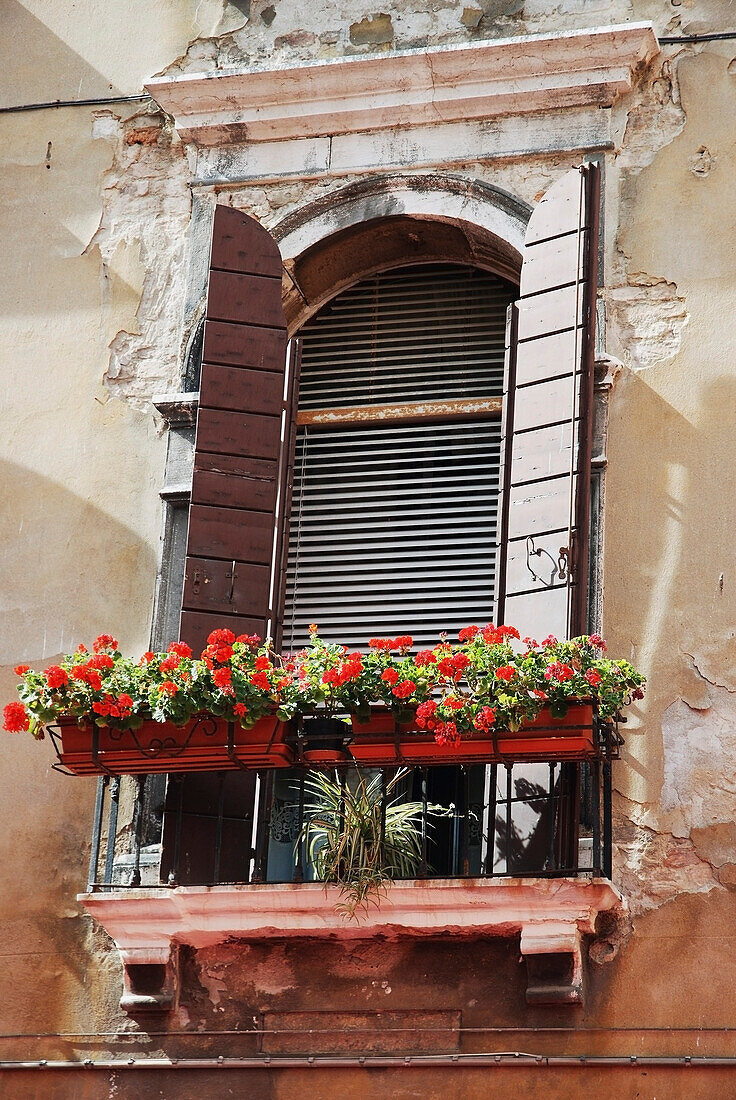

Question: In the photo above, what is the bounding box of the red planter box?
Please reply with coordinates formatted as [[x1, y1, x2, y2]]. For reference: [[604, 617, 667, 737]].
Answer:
[[349, 703, 597, 766], [53, 714, 294, 776]]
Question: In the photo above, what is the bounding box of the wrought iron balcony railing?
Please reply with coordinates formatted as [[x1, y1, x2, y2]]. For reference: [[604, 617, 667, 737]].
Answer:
[[86, 757, 613, 893]]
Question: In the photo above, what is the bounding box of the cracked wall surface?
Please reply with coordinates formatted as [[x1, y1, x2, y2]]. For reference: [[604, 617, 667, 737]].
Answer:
[[3, 0, 736, 1083]]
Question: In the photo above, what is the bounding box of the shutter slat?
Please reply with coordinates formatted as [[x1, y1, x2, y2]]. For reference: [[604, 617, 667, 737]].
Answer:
[[200, 365, 284, 416], [183, 557, 272, 616], [195, 409, 281, 461], [202, 319, 288, 371]]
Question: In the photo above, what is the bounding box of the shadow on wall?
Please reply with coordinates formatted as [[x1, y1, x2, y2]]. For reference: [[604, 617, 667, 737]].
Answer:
[[606, 369, 736, 808], [3, 0, 130, 105], [0, 458, 158, 664]]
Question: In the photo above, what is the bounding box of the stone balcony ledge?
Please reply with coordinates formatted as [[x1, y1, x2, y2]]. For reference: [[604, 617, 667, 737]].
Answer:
[[80, 876, 624, 1013]]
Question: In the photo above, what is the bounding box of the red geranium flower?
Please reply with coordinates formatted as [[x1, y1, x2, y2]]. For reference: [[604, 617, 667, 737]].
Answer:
[[254, 655, 272, 671], [139, 652, 154, 665], [495, 666, 516, 682], [14, 665, 30, 676], [93, 634, 118, 653], [458, 625, 479, 642], [3, 702, 29, 732], [87, 654, 114, 670], [414, 650, 437, 668], [159, 681, 178, 695], [585, 669, 602, 688], [167, 641, 192, 659], [434, 721, 460, 747], [234, 703, 248, 717], [44, 666, 68, 689], [474, 706, 496, 731], [207, 628, 235, 647], [160, 655, 180, 673], [381, 667, 399, 685], [544, 662, 574, 683], [392, 679, 416, 699], [250, 671, 271, 691], [213, 668, 232, 689]]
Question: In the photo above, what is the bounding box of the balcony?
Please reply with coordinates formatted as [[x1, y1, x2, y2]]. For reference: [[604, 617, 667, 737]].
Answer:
[[78, 752, 623, 1013]]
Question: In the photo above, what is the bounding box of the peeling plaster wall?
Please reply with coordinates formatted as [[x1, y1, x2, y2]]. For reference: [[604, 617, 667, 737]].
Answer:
[[3, 0, 736, 1087]]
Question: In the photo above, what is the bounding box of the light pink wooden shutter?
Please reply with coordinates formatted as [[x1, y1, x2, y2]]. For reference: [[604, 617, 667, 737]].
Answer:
[[495, 164, 600, 640], [180, 206, 296, 655]]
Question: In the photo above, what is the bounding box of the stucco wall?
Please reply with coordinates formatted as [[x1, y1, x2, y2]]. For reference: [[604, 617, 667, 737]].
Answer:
[[2, 1, 736, 1094]]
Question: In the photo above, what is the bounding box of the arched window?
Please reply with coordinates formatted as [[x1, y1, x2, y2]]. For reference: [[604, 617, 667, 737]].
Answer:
[[284, 262, 516, 650]]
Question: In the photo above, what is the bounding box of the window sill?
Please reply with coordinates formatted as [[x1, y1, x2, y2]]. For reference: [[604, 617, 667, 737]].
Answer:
[[79, 876, 624, 1014]]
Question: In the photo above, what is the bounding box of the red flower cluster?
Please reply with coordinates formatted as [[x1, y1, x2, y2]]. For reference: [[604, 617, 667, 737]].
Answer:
[[44, 666, 68, 690], [481, 624, 520, 645], [236, 633, 261, 648], [213, 667, 234, 694], [70, 665, 103, 691], [93, 634, 118, 653], [14, 665, 30, 676], [381, 667, 399, 685], [392, 679, 416, 699], [369, 636, 413, 652], [495, 665, 516, 682], [139, 652, 154, 665], [92, 694, 133, 718], [249, 671, 271, 691], [474, 705, 496, 731], [458, 625, 479, 642], [434, 721, 460, 747], [584, 669, 602, 688], [323, 652, 363, 687], [544, 662, 574, 683], [202, 641, 234, 667], [3, 702, 29, 732], [168, 641, 192, 659], [159, 655, 181, 673], [414, 650, 437, 668], [437, 652, 470, 680], [207, 628, 235, 647], [158, 681, 178, 695], [415, 700, 438, 730]]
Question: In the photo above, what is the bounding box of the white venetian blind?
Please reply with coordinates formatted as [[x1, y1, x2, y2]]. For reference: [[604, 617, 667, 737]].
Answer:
[[283, 263, 515, 651]]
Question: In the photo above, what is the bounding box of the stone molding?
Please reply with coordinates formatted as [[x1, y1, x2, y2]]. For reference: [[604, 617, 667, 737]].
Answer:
[[80, 877, 624, 1013], [146, 24, 658, 149]]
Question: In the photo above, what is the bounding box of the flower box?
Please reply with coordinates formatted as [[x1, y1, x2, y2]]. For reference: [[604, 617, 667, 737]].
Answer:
[[52, 713, 294, 776], [348, 703, 597, 766]]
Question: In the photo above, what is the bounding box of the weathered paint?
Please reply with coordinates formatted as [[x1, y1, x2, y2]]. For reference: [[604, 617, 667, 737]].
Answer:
[[3, 1, 736, 1093]]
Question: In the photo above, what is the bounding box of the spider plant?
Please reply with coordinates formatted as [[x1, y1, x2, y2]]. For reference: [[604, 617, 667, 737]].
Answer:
[[298, 768, 444, 920]]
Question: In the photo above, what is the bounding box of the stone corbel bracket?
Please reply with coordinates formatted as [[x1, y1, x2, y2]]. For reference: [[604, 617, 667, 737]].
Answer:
[[80, 877, 624, 1015]]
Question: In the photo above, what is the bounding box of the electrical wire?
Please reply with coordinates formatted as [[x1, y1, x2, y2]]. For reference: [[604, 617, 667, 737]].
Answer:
[[0, 93, 151, 115]]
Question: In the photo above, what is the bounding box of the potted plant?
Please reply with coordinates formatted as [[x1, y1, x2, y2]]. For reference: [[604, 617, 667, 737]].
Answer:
[[298, 768, 444, 919], [4, 625, 644, 772], [340, 628, 644, 764], [4, 631, 298, 775]]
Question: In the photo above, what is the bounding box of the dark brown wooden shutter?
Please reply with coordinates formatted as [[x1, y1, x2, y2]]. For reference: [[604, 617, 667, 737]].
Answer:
[[496, 164, 600, 640], [180, 206, 294, 654]]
